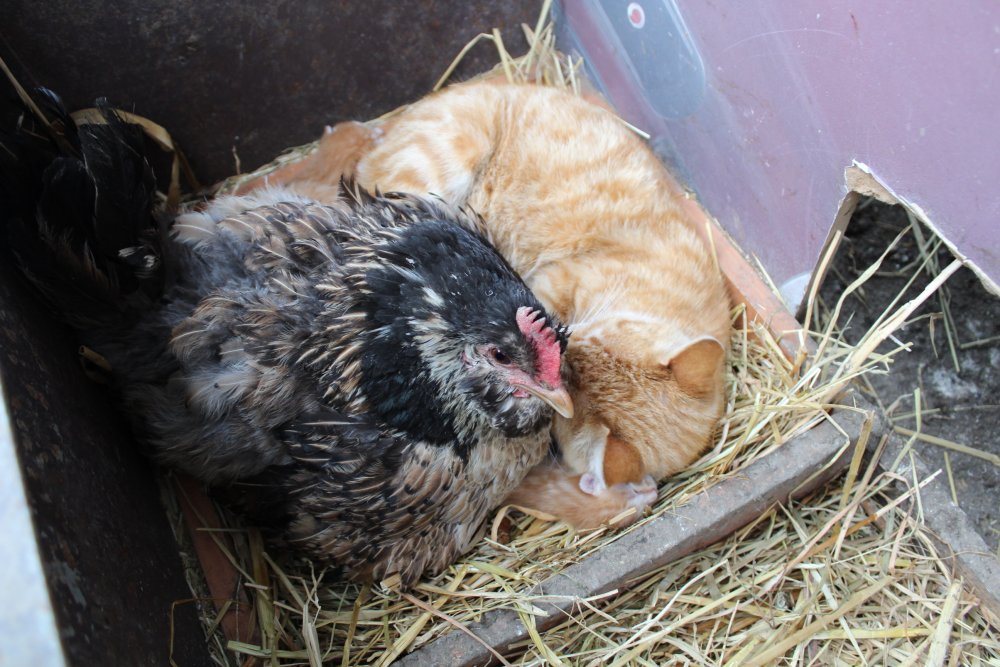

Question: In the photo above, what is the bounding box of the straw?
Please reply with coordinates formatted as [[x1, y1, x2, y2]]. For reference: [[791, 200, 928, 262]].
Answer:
[[162, 5, 1000, 665], [198, 219, 1000, 665]]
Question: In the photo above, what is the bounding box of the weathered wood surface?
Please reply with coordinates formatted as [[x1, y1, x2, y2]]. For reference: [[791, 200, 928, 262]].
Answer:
[[878, 434, 1000, 620], [398, 395, 879, 666]]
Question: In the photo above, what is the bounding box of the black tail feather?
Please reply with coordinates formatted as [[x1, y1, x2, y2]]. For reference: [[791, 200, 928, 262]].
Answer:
[[1, 88, 163, 328], [80, 101, 159, 265]]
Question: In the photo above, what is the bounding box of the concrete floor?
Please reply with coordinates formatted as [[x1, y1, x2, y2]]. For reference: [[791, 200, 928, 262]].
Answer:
[[818, 200, 1000, 553]]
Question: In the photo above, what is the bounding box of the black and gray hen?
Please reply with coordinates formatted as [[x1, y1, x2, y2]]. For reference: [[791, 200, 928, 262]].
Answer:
[[1, 94, 572, 585]]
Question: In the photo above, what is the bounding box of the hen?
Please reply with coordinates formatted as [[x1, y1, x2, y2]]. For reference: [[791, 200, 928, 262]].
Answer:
[[0, 94, 572, 585]]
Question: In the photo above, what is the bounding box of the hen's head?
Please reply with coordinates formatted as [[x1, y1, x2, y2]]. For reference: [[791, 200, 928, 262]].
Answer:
[[456, 304, 572, 437], [330, 194, 572, 447]]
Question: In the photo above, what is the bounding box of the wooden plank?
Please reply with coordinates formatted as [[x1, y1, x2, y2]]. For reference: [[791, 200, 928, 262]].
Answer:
[[877, 434, 1000, 619], [397, 394, 879, 666], [174, 475, 259, 646], [704, 213, 813, 360]]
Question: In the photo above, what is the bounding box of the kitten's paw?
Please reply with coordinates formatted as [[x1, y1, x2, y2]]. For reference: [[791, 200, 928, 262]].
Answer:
[[577, 473, 656, 526], [625, 476, 659, 513], [605, 484, 657, 527], [582, 478, 659, 529]]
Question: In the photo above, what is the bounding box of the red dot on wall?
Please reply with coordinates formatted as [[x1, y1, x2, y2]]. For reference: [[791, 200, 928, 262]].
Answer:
[[627, 2, 645, 29]]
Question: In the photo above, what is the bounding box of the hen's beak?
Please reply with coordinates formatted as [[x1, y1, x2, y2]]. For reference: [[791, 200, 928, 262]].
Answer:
[[514, 381, 574, 419]]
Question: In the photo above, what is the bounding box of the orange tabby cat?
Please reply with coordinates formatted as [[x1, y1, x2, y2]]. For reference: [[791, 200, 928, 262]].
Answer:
[[281, 81, 731, 528]]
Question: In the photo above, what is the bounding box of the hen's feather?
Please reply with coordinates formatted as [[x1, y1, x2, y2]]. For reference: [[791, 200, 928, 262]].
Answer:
[[2, 91, 569, 585]]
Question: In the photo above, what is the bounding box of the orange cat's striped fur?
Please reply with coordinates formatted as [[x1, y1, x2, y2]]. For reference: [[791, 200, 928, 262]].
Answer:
[[282, 82, 731, 528]]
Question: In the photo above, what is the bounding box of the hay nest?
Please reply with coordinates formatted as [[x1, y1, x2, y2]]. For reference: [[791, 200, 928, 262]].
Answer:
[[173, 5, 1000, 665]]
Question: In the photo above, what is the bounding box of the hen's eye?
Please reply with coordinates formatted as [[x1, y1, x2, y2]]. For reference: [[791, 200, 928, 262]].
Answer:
[[489, 347, 511, 365]]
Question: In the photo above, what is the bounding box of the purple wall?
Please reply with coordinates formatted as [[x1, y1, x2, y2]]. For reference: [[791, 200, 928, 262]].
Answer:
[[558, 1, 1000, 307]]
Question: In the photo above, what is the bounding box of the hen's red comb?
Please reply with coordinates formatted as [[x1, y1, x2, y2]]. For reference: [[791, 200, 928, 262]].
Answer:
[[516, 306, 562, 387]]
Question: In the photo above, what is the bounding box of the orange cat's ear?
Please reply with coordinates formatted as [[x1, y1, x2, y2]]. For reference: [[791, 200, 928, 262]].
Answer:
[[659, 337, 725, 397], [602, 436, 644, 486]]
